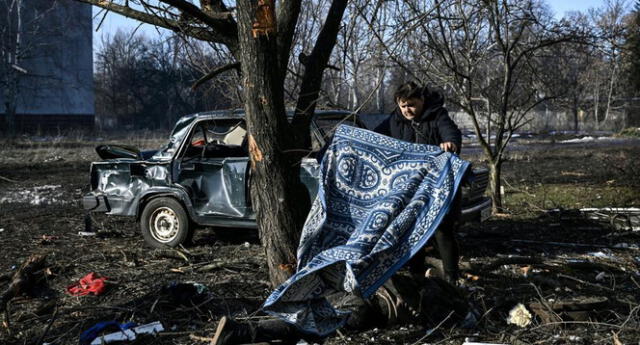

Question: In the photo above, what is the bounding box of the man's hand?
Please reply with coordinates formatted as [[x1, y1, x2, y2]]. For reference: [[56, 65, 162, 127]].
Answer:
[[440, 142, 458, 153]]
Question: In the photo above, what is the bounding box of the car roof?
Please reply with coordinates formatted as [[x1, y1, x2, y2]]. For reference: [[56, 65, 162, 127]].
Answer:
[[179, 109, 354, 124]]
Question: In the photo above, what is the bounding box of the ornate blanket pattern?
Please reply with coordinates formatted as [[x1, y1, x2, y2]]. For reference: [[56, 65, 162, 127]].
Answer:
[[263, 125, 470, 336]]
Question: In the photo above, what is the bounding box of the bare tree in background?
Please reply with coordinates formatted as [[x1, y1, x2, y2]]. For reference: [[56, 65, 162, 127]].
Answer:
[[380, 0, 585, 211], [95, 31, 235, 129], [627, 0, 640, 95], [589, 0, 630, 129], [328, 0, 402, 113], [539, 12, 595, 132], [79, 0, 348, 287]]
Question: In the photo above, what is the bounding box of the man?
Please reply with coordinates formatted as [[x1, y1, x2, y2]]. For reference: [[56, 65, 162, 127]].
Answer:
[[375, 81, 463, 284], [210, 82, 468, 345]]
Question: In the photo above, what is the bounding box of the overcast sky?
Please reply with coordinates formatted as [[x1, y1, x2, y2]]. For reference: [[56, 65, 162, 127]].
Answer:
[[90, 0, 616, 49]]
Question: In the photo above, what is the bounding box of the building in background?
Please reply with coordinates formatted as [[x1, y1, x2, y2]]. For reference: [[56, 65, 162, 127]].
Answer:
[[1, 0, 94, 131]]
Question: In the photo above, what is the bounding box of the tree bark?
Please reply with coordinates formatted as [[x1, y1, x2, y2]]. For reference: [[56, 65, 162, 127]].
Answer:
[[4, 100, 17, 136], [489, 160, 503, 213], [604, 63, 617, 127], [3, 68, 18, 136], [594, 83, 600, 130], [572, 104, 579, 133], [236, 0, 309, 287], [291, 0, 348, 149]]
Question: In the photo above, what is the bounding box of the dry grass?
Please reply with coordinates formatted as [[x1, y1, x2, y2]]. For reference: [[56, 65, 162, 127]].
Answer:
[[0, 134, 639, 344]]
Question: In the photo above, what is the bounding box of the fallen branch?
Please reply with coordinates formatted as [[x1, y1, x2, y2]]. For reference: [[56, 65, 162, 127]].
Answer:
[[151, 249, 190, 263], [188, 334, 213, 342], [529, 282, 562, 323], [15, 299, 56, 322], [556, 273, 614, 291], [195, 259, 255, 272], [510, 239, 624, 249], [0, 254, 47, 311], [0, 175, 18, 183], [34, 304, 58, 345], [410, 310, 455, 345], [478, 255, 544, 271]]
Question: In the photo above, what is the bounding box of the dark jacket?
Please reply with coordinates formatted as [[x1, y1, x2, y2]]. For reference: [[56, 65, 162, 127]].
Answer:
[[374, 91, 462, 153]]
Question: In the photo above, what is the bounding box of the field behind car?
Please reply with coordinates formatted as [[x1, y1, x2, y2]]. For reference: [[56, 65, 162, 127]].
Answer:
[[0, 132, 639, 344]]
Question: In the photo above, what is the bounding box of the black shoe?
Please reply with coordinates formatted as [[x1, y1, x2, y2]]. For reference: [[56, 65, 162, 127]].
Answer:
[[211, 316, 253, 345]]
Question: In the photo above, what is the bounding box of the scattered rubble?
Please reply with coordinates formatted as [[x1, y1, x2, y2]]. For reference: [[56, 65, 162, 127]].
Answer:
[[1, 136, 639, 344]]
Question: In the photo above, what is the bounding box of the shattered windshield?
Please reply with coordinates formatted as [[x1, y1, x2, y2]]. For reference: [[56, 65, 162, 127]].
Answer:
[[151, 115, 196, 160]]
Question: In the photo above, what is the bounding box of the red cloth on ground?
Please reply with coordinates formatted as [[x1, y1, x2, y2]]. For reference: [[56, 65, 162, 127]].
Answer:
[[67, 272, 108, 296]]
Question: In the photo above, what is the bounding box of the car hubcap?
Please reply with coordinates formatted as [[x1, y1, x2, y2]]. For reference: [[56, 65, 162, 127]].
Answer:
[[150, 207, 179, 243]]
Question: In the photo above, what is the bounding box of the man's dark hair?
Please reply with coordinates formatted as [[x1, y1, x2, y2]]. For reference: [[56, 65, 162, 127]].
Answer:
[[394, 82, 428, 102]]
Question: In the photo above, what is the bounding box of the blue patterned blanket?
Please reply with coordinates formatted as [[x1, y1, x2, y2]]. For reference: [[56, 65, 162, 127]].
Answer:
[[262, 125, 470, 336]]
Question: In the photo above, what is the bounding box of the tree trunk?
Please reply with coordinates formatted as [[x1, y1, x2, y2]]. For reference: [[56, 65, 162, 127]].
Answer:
[[594, 85, 600, 131], [572, 105, 579, 133], [236, 0, 309, 287], [376, 59, 385, 113], [3, 69, 18, 136], [488, 159, 503, 213], [604, 63, 617, 128], [4, 100, 17, 135]]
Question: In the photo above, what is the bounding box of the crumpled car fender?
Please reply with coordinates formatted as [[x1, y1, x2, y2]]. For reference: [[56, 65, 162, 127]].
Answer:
[[135, 187, 195, 220]]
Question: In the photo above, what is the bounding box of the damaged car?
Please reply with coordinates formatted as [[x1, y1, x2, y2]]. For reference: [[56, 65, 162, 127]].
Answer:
[[83, 110, 492, 248]]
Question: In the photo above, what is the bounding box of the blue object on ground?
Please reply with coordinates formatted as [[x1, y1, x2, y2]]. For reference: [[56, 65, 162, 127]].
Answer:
[[80, 321, 137, 345]]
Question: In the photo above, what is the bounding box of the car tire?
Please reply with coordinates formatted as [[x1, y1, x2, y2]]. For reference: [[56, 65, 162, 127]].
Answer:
[[140, 197, 191, 248]]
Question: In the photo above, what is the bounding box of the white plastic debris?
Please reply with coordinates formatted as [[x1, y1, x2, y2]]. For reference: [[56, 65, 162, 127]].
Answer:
[[507, 303, 532, 328], [595, 272, 607, 281], [90, 321, 164, 345], [78, 231, 97, 237], [588, 251, 618, 260], [243, 242, 250, 248]]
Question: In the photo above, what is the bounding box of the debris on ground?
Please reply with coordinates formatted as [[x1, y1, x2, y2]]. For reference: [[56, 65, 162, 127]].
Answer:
[[88, 321, 163, 345], [80, 321, 137, 345], [66, 272, 110, 296], [506, 303, 532, 327], [0, 254, 47, 311], [1, 136, 639, 344]]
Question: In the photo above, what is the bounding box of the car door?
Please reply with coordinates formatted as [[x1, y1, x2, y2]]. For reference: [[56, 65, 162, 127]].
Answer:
[[175, 119, 251, 218]]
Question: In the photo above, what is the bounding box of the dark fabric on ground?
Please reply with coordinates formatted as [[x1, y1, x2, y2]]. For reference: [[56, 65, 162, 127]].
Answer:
[[249, 275, 469, 343]]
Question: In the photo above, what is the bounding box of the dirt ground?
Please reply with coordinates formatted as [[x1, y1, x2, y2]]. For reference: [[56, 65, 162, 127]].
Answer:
[[0, 133, 639, 345]]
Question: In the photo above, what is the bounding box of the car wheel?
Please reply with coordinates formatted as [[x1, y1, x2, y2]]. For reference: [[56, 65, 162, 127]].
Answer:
[[140, 197, 191, 248]]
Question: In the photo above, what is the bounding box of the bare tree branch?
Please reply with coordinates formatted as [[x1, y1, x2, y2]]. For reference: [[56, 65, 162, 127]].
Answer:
[[191, 61, 240, 89], [76, 0, 237, 50]]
